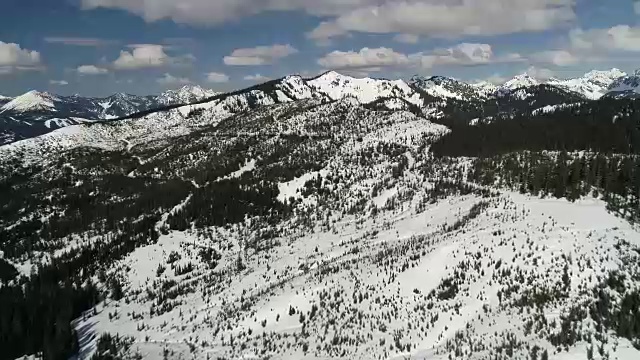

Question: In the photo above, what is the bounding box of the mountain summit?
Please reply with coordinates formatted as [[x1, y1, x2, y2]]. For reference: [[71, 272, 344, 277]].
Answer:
[[0, 90, 60, 114], [606, 70, 640, 98], [501, 73, 540, 91], [159, 85, 219, 104], [548, 68, 627, 100]]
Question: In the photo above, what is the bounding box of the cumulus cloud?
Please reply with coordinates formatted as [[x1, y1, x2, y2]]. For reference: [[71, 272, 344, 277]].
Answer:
[[480, 75, 508, 85], [44, 37, 117, 47], [307, 0, 575, 41], [244, 74, 271, 82], [393, 34, 419, 44], [529, 50, 577, 66], [81, 0, 574, 42], [206, 72, 229, 83], [113, 44, 193, 70], [318, 47, 409, 69], [317, 43, 524, 71], [526, 66, 556, 81], [157, 73, 192, 85], [50, 80, 69, 86], [410, 43, 523, 69], [0, 41, 42, 74], [80, 0, 379, 25], [521, 25, 640, 68], [224, 44, 298, 66], [77, 64, 109, 75], [570, 25, 640, 53]]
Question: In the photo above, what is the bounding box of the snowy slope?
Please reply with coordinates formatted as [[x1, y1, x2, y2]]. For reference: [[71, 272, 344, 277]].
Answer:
[[411, 75, 491, 100], [470, 81, 498, 97], [2, 67, 637, 149], [2, 67, 640, 360], [0, 86, 224, 146], [72, 171, 640, 360], [0, 77, 328, 157], [606, 70, 640, 98], [158, 85, 219, 105], [548, 68, 626, 100], [308, 71, 423, 106], [0, 90, 59, 113], [500, 73, 540, 91]]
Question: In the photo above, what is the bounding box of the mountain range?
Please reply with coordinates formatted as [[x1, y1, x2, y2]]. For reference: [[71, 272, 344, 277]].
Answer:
[[0, 68, 637, 147], [0, 85, 219, 145]]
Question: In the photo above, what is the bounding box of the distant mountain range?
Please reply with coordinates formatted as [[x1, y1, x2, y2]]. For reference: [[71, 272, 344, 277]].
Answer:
[[411, 68, 630, 101], [0, 85, 219, 144], [0, 68, 637, 146]]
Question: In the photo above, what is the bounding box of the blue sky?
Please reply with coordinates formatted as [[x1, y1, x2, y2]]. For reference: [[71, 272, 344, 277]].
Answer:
[[0, 0, 638, 97]]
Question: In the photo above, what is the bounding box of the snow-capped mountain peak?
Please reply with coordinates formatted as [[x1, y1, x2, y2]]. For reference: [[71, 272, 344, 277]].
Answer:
[[471, 81, 498, 91], [583, 68, 626, 84], [502, 73, 540, 90], [273, 75, 322, 101], [0, 90, 59, 114], [308, 71, 422, 105], [606, 70, 640, 98], [158, 85, 219, 105], [411, 75, 494, 100], [177, 84, 218, 99], [546, 68, 627, 100], [106, 92, 142, 103], [311, 70, 346, 86]]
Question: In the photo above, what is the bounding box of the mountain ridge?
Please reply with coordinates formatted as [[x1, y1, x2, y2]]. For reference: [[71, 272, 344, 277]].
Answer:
[[0, 85, 221, 145], [0, 68, 637, 147]]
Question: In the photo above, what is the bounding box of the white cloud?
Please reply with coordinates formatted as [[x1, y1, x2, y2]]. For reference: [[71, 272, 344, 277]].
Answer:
[[635, 2, 640, 14], [113, 44, 193, 70], [77, 64, 109, 75], [50, 80, 69, 86], [307, 22, 349, 43], [244, 74, 271, 82], [157, 73, 192, 85], [519, 25, 640, 68], [81, 0, 575, 43], [44, 37, 117, 46], [317, 43, 524, 72], [0, 41, 42, 74], [206, 72, 229, 83], [410, 43, 523, 69], [224, 44, 298, 66], [526, 66, 556, 81], [318, 47, 409, 69], [481, 75, 508, 85], [570, 25, 640, 53], [529, 50, 577, 66], [393, 34, 419, 44], [307, 0, 575, 41], [80, 0, 378, 25], [338, 69, 376, 78]]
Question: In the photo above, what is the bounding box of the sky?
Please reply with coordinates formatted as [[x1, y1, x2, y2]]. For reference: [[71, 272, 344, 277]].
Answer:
[[0, 0, 639, 97]]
